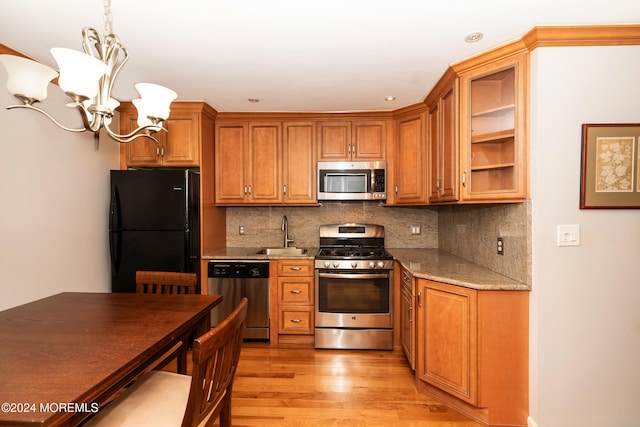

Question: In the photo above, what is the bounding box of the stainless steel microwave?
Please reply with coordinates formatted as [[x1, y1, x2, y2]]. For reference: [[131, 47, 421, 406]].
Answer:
[[317, 161, 387, 201]]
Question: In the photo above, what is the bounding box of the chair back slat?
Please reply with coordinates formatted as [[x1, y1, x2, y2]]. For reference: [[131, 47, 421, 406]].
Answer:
[[135, 271, 198, 295]]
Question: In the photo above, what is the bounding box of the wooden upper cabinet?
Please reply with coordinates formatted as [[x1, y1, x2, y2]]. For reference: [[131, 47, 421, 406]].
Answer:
[[317, 121, 350, 160], [283, 121, 316, 205], [428, 77, 459, 203], [214, 119, 316, 206], [317, 120, 386, 161], [248, 122, 282, 204], [459, 53, 528, 201], [214, 122, 248, 204], [352, 120, 386, 160], [214, 121, 282, 205], [393, 110, 428, 205], [119, 102, 205, 168]]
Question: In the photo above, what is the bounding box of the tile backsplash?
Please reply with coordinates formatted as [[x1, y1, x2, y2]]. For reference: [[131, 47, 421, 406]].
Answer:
[[226, 202, 438, 249], [438, 201, 532, 285], [224, 200, 531, 285]]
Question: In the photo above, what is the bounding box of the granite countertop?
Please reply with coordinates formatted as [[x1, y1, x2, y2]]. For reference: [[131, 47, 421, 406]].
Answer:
[[203, 247, 529, 291], [388, 248, 530, 291], [202, 247, 318, 260]]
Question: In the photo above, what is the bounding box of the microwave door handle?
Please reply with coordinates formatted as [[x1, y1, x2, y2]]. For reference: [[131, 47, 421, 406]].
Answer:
[[325, 173, 366, 177]]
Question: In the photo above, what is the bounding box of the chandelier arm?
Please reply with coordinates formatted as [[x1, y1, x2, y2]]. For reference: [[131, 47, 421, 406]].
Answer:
[[102, 121, 163, 144], [6, 104, 87, 133], [103, 35, 128, 97], [72, 103, 103, 133]]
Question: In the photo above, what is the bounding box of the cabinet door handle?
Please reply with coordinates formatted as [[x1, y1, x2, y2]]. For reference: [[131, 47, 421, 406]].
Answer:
[[435, 177, 441, 191], [461, 172, 466, 187], [160, 146, 165, 157], [247, 185, 252, 195], [409, 306, 413, 321], [243, 185, 248, 195], [155, 145, 161, 157], [417, 291, 422, 307], [289, 289, 302, 294], [283, 184, 287, 195], [290, 319, 302, 323], [289, 267, 302, 271], [395, 184, 399, 194]]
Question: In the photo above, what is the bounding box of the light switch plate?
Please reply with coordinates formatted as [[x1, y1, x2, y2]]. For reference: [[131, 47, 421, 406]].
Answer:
[[557, 224, 580, 246]]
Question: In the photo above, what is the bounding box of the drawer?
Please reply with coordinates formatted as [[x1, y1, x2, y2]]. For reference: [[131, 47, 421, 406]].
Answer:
[[279, 307, 314, 334], [278, 277, 314, 305], [276, 259, 314, 276]]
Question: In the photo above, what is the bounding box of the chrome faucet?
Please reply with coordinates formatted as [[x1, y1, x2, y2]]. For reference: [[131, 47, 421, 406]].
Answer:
[[281, 215, 295, 247]]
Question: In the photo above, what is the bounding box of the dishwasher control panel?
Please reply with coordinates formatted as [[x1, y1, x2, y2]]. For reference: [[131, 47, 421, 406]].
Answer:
[[208, 260, 269, 278]]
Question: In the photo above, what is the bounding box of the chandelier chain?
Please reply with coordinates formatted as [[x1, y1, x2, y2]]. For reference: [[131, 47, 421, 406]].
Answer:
[[103, 0, 113, 36]]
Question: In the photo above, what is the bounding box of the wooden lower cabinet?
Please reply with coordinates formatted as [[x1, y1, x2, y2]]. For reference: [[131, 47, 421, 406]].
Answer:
[[270, 259, 315, 345], [399, 265, 415, 370], [416, 279, 528, 427]]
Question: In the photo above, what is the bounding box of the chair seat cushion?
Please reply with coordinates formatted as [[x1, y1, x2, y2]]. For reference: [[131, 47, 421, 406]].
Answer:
[[84, 370, 191, 427]]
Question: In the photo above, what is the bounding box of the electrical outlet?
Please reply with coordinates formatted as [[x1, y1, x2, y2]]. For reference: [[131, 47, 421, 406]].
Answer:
[[497, 237, 504, 255], [239, 225, 245, 235], [410, 225, 421, 235]]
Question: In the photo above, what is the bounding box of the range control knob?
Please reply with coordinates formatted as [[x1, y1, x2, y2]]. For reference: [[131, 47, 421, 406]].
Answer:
[[332, 261, 340, 269], [323, 261, 331, 268], [377, 261, 385, 268], [351, 262, 358, 269], [368, 261, 376, 268]]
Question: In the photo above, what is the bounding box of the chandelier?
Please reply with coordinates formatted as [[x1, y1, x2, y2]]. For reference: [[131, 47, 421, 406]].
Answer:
[[0, 0, 177, 147]]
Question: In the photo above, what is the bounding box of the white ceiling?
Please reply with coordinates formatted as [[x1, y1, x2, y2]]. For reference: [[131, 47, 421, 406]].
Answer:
[[0, 0, 638, 113]]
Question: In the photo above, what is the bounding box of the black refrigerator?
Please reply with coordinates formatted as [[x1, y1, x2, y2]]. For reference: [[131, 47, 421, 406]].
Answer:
[[109, 169, 200, 293]]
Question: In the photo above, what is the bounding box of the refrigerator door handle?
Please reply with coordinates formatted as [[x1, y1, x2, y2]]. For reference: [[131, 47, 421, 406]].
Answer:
[[109, 231, 121, 275], [109, 187, 121, 230]]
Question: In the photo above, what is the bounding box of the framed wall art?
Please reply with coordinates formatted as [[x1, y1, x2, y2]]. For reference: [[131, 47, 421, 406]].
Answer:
[[580, 123, 640, 209]]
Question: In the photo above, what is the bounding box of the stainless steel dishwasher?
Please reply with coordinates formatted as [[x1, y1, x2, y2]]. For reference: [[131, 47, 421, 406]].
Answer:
[[208, 260, 270, 340]]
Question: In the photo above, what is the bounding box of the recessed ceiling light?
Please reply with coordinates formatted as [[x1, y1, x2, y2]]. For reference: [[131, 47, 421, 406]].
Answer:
[[384, 96, 396, 102], [465, 32, 484, 43], [248, 98, 260, 103]]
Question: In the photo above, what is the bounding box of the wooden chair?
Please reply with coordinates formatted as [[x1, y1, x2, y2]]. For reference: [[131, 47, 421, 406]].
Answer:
[[135, 271, 198, 295], [84, 298, 248, 427], [135, 270, 199, 373]]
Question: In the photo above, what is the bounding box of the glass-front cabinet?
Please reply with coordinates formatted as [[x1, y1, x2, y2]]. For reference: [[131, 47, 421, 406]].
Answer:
[[459, 53, 528, 201]]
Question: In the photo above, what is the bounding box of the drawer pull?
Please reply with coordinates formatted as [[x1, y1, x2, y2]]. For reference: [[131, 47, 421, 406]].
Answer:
[[289, 289, 302, 294], [290, 319, 302, 323], [289, 267, 302, 271]]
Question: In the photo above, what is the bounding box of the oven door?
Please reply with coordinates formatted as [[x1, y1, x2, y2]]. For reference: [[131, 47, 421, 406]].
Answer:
[[315, 270, 393, 329]]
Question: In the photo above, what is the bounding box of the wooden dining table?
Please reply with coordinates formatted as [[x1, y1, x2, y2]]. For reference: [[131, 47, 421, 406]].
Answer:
[[0, 291, 222, 427]]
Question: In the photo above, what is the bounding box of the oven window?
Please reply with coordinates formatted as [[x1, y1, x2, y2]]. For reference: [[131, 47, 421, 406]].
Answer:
[[318, 275, 390, 313]]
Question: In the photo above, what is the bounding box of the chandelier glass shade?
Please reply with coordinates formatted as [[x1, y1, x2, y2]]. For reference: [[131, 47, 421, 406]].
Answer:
[[0, 0, 177, 146]]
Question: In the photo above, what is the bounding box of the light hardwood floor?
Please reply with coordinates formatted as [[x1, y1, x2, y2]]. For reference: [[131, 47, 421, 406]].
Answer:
[[208, 343, 483, 427]]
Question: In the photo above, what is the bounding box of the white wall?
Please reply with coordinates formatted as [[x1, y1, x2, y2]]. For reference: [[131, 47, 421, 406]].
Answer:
[[530, 46, 640, 427], [0, 70, 119, 311]]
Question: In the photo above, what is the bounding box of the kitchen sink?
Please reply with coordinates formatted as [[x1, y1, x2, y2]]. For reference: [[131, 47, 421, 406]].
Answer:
[[256, 247, 309, 256]]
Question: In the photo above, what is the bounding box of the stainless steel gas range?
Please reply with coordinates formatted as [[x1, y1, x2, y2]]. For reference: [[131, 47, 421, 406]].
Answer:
[[314, 223, 394, 350]]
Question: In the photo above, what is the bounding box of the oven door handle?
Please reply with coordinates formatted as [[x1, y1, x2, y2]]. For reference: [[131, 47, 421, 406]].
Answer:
[[318, 272, 390, 280]]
